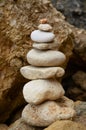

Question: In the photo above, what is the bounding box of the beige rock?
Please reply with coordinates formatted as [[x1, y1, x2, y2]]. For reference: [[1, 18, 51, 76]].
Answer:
[[22, 100, 75, 127], [44, 120, 86, 130], [23, 79, 65, 104], [20, 66, 65, 80], [38, 24, 52, 31], [33, 40, 61, 50], [0, 124, 8, 130], [8, 118, 41, 130], [27, 49, 66, 67]]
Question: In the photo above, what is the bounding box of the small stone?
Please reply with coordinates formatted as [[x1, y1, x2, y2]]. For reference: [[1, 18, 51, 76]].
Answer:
[[20, 66, 65, 80], [27, 49, 66, 67], [23, 79, 65, 104], [39, 18, 47, 24], [22, 99, 75, 127], [44, 120, 86, 130], [31, 30, 55, 43], [38, 24, 52, 31], [33, 40, 61, 50]]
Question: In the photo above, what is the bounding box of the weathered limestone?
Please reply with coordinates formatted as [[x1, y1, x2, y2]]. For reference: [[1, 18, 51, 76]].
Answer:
[[23, 79, 65, 105], [22, 99, 75, 127], [20, 66, 65, 80], [20, 20, 75, 127], [27, 49, 66, 67]]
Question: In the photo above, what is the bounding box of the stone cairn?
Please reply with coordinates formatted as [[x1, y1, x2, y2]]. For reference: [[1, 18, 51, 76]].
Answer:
[[20, 19, 76, 127]]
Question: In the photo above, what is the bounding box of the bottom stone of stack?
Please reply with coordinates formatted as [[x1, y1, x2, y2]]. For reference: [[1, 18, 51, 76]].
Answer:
[[22, 96, 76, 127]]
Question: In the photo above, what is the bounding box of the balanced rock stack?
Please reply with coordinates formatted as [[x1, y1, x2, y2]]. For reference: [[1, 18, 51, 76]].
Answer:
[[20, 19, 76, 127]]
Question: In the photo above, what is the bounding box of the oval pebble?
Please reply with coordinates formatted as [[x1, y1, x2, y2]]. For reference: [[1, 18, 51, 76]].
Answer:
[[27, 49, 66, 67], [31, 30, 55, 43]]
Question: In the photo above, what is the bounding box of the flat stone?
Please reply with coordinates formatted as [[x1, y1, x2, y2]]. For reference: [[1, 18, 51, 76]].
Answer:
[[22, 98, 75, 127], [44, 120, 86, 130], [20, 66, 65, 80], [27, 49, 66, 67], [33, 40, 61, 50], [31, 30, 55, 42], [23, 79, 65, 105], [38, 24, 52, 31]]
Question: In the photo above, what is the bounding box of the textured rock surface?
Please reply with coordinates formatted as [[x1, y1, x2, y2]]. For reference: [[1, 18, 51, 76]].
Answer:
[[8, 118, 42, 130], [44, 120, 86, 130], [20, 66, 65, 79], [22, 98, 75, 127], [27, 49, 66, 67], [23, 79, 65, 104], [0, 124, 8, 130], [74, 101, 86, 126]]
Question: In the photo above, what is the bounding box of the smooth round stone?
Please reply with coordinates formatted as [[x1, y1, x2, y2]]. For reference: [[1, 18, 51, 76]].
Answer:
[[27, 49, 66, 67], [20, 66, 65, 80], [31, 30, 55, 43], [23, 79, 65, 105], [22, 97, 76, 127], [38, 24, 52, 31], [33, 41, 61, 50]]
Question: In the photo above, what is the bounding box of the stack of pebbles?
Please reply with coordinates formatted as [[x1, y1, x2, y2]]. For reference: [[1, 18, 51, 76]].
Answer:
[[20, 19, 76, 127]]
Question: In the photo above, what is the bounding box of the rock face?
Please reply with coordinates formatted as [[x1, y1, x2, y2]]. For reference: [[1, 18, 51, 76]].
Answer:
[[27, 49, 66, 66], [20, 66, 65, 79], [22, 99, 75, 127], [44, 120, 86, 130], [23, 79, 65, 105]]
